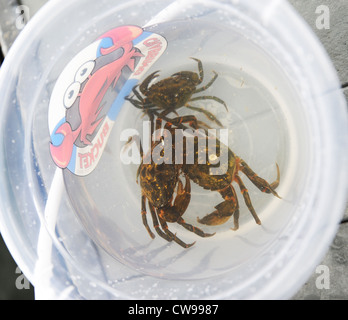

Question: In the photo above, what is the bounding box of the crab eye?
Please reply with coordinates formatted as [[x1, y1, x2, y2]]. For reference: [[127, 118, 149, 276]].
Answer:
[[75, 60, 95, 83], [63, 82, 80, 108]]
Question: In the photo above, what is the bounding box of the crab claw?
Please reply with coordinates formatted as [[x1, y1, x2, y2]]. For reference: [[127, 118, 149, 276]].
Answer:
[[139, 71, 161, 94]]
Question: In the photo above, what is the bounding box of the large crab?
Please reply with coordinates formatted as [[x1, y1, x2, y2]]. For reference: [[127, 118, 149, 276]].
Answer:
[[128, 114, 281, 248], [126, 57, 227, 128]]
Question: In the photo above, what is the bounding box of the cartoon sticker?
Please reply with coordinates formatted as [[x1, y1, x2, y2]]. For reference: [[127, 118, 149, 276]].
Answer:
[[48, 25, 167, 176]]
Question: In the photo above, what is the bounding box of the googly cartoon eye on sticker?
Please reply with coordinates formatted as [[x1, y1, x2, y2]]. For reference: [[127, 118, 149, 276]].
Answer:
[[63, 81, 81, 108], [75, 60, 95, 83]]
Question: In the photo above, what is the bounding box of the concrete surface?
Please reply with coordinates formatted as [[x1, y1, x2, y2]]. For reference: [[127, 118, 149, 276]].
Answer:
[[293, 222, 348, 300], [0, 0, 21, 54], [0, 0, 347, 300], [288, 0, 348, 300]]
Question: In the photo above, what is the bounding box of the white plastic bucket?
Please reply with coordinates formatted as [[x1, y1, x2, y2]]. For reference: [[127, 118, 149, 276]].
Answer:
[[0, 0, 347, 299]]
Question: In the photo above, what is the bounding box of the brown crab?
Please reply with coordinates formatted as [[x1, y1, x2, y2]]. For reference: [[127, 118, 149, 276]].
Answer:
[[128, 114, 281, 248], [177, 130, 281, 230], [126, 57, 227, 127], [132, 116, 215, 248]]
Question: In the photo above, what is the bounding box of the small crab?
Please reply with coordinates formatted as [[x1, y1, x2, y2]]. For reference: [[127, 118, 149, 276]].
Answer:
[[126, 57, 227, 127]]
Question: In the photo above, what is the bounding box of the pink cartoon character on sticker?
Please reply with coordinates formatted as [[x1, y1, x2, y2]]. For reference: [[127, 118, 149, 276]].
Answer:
[[50, 25, 143, 169]]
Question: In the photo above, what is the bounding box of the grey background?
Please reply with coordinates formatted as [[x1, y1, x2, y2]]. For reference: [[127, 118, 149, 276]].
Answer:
[[288, 0, 348, 300], [0, 0, 347, 300]]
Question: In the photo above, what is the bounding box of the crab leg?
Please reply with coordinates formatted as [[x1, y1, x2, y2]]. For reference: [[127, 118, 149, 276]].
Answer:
[[122, 134, 144, 182], [126, 85, 162, 118], [131, 85, 145, 102], [124, 134, 143, 156], [194, 71, 218, 93], [173, 176, 191, 215], [141, 195, 155, 239], [148, 202, 173, 243], [234, 174, 261, 226], [240, 161, 281, 198], [189, 95, 228, 111], [171, 58, 202, 79], [177, 217, 215, 238], [164, 115, 200, 129], [197, 184, 240, 229], [185, 104, 223, 127], [139, 70, 160, 94], [125, 96, 156, 109], [191, 57, 204, 83], [158, 215, 196, 248]]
